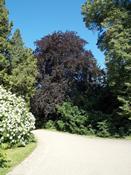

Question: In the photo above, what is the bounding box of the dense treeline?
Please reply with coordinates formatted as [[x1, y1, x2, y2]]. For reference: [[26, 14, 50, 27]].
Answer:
[[0, 0, 130, 156]]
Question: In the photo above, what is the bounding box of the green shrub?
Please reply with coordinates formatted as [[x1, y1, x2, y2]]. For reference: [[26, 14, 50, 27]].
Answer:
[[85, 112, 110, 136], [45, 120, 56, 130], [43, 102, 130, 138], [56, 102, 88, 135], [45, 103, 111, 137], [0, 150, 8, 168], [0, 86, 35, 147], [56, 120, 65, 131], [96, 120, 110, 137]]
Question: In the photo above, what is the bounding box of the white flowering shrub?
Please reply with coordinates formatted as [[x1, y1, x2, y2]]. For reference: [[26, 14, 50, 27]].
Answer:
[[0, 86, 35, 146]]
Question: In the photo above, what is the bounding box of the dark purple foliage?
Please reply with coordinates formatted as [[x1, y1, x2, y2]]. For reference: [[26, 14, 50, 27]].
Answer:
[[31, 31, 102, 126]]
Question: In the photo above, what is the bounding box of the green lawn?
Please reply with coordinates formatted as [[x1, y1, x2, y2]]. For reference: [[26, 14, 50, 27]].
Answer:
[[0, 142, 37, 175]]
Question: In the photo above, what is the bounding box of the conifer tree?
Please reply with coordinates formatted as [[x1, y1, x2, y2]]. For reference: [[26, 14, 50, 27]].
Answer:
[[9, 29, 37, 101], [82, 0, 131, 119], [10, 29, 24, 68], [0, 0, 12, 84]]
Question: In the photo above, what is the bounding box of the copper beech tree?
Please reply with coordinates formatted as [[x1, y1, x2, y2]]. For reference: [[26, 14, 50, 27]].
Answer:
[[31, 31, 103, 126]]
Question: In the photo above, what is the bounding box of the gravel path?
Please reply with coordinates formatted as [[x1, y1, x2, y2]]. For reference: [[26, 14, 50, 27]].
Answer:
[[8, 129, 131, 175]]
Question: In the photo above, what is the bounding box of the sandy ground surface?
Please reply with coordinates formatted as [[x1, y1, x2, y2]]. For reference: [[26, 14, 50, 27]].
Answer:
[[8, 129, 131, 175]]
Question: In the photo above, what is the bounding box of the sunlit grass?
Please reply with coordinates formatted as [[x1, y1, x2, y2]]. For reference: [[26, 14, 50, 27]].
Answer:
[[0, 142, 37, 175]]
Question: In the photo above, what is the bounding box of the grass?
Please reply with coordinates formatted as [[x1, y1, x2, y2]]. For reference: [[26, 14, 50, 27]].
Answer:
[[0, 142, 37, 175], [125, 135, 131, 140]]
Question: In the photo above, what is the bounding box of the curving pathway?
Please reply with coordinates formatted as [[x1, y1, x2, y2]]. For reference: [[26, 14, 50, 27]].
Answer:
[[8, 129, 131, 175]]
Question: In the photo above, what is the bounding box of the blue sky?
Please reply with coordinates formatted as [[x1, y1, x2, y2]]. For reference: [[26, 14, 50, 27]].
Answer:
[[6, 0, 105, 67]]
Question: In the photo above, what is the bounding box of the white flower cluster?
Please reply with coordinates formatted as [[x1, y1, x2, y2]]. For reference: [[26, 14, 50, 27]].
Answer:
[[0, 86, 35, 146]]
